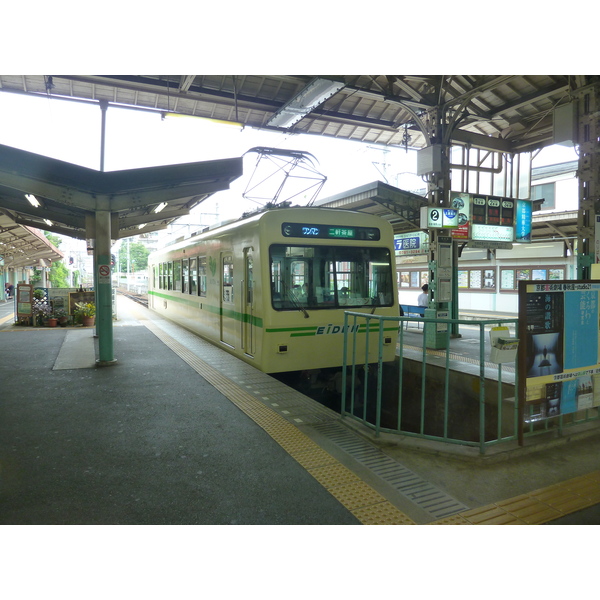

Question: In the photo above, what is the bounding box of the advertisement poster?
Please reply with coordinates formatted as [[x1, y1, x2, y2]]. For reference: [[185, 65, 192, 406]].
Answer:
[[450, 191, 470, 240], [519, 280, 600, 423]]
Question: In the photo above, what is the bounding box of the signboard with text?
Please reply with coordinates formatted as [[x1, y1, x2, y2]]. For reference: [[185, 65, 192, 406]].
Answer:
[[518, 280, 600, 430], [515, 199, 533, 243], [420, 206, 458, 229], [394, 231, 429, 255], [449, 192, 518, 243]]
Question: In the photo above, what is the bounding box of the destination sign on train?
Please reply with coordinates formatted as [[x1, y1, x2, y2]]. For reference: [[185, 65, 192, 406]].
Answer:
[[282, 223, 380, 240]]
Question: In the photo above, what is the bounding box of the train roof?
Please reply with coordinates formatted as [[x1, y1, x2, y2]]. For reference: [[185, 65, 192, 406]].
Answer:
[[151, 205, 390, 255]]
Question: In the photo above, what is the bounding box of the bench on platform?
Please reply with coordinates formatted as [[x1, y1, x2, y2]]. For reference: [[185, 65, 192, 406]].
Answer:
[[400, 305, 426, 329]]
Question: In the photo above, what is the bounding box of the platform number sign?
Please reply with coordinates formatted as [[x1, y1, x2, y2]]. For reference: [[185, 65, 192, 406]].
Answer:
[[420, 206, 459, 229]]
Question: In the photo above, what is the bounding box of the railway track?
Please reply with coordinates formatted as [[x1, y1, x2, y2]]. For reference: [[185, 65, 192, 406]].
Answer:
[[117, 289, 148, 308]]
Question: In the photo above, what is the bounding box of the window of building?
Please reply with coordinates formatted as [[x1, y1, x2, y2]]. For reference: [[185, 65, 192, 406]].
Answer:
[[531, 182, 555, 210]]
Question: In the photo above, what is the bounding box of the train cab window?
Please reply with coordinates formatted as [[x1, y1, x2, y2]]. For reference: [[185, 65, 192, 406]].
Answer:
[[270, 245, 393, 310], [189, 258, 198, 295], [198, 257, 207, 297]]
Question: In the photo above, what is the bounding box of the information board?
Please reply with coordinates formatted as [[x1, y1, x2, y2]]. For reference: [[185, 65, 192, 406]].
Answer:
[[518, 280, 600, 429], [450, 192, 519, 243], [68, 291, 95, 315], [16, 283, 33, 318]]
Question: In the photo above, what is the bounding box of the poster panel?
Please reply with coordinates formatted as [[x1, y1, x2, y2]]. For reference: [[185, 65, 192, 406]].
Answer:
[[519, 280, 600, 425]]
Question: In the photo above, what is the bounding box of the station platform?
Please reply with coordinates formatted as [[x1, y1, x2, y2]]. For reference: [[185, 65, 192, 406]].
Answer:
[[1, 295, 599, 525]]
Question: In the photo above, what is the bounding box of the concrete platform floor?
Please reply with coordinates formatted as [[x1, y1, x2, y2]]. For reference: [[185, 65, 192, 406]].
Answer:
[[1, 295, 599, 526]]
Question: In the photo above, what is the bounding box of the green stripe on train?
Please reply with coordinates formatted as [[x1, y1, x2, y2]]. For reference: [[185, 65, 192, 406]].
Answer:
[[148, 291, 396, 335], [148, 290, 263, 328]]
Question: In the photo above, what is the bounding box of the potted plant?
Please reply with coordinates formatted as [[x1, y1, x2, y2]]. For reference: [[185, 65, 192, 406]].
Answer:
[[55, 308, 69, 327], [33, 303, 52, 326], [74, 302, 96, 327]]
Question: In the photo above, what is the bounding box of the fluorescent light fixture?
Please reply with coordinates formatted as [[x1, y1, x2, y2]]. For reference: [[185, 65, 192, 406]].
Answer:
[[44, 219, 53, 227], [26, 194, 41, 207], [161, 112, 244, 129], [267, 77, 345, 129], [154, 202, 167, 213]]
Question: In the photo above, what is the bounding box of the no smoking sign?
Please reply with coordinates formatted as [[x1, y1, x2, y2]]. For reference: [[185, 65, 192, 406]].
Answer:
[[98, 264, 111, 283]]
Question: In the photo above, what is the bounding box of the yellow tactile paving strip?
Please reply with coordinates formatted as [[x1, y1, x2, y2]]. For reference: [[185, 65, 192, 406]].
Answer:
[[431, 471, 600, 525], [144, 320, 415, 525], [145, 320, 600, 525]]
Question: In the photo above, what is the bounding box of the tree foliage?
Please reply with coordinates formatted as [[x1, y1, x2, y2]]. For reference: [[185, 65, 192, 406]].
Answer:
[[49, 261, 69, 288], [119, 242, 150, 273]]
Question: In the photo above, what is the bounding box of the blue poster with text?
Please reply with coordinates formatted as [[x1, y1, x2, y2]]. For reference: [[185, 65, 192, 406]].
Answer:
[[564, 290, 598, 370]]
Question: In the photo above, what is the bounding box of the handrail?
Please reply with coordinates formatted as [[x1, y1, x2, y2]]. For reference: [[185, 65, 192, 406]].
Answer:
[[342, 311, 519, 454]]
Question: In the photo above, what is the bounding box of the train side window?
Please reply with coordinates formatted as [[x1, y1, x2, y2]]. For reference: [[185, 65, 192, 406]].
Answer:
[[190, 257, 198, 295], [246, 254, 254, 304], [198, 257, 207, 297], [159, 263, 164, 290], [271, 260, 282, 306], [167, 262, 173, 290], [182, 259, 189, 294], [222, 255, 234, 303], [173, 260, 182, 292]]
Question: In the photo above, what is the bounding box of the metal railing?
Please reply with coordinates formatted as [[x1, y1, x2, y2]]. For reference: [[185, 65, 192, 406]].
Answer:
[[341, 311, 520, 455]]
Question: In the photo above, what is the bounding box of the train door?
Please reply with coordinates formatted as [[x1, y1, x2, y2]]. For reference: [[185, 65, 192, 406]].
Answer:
[[242, 247, 255, 356], [220, 253, 236, 347]]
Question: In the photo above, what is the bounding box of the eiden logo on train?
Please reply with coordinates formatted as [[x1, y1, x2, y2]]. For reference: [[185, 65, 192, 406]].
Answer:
[[316, 323, 361, 335]]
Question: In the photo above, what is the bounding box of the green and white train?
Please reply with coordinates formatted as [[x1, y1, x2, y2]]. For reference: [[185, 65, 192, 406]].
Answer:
[[148, 207, 398, 373]]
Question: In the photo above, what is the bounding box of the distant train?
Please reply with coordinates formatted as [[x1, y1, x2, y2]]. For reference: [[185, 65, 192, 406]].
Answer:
[[148, 207, 398, 373]]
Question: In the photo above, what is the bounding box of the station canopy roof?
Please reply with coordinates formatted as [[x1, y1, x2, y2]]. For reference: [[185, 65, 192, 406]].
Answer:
[[0, 75, 588, 153], [0, 75, 591, 262], [0, 212, 63, 268], [0, 143, 243, 245]]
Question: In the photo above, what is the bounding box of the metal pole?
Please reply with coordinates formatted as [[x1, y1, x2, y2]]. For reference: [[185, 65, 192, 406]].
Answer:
[[99, 99, 108, 172]]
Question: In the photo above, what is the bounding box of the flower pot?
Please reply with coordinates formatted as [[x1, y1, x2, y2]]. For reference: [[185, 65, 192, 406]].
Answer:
[[82, 316, 95, 327], [47, 318, 58, 327], [59, 317, 68, 327]]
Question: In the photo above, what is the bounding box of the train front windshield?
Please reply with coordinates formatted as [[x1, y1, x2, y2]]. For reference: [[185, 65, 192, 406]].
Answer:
[[270, 244, 394, 310]]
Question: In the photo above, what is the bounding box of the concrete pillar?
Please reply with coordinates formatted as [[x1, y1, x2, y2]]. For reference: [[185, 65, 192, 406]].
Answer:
[[94, 210, 117, 366]]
